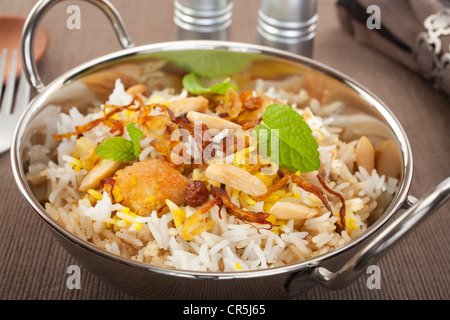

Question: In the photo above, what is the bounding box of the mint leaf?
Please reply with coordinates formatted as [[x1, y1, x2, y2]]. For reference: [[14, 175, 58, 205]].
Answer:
[[182, 73, 208, 94], [96, 122, 143, 162], [253, 104, 320, 173], [127, 122, 143, 158], [96, 137, 136, 162], [182, 72, 237, 95], [209, 80, 237, 95]]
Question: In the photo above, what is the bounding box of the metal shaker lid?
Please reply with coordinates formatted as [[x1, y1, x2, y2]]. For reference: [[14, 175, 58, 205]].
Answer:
[[176, 0, 232, 16], [257, 0, 318, 57], [174, 0, 232, 39], [259, 0, 318, 28]]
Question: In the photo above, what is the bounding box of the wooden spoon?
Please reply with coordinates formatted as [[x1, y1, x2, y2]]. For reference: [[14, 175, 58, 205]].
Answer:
[[0, 16, 49, 84]]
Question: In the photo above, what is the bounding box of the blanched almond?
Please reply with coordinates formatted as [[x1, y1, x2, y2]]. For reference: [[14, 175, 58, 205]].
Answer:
[[126, 83, 147, 97], [375, 140, 402, 178], [186, 111, 242, 130], [269, 201, 319, 220], [169, 96, 209, 115], [205, 163, 267, 196], [79, 159, 121, 192], [355, 136, 375, 172]]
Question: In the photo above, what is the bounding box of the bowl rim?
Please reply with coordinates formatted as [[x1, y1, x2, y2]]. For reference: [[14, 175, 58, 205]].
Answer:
[[11, 40, 414, 280]]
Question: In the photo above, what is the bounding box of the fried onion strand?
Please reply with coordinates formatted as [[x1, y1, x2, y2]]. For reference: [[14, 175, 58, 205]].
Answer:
[[316, 172, 347, 233], [211, 187, 272, 227]]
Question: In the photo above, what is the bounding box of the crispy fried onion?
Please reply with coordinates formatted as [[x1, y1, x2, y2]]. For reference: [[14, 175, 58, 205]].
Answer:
[[51, 94, 212, 166], [316, 172, 346, 233], [240, 90, 264, 111], [51, 89, 258, 170], [179, 186, 273, 240], [52, 96, 145, 140], [255, 171, 346, 233], [211, 187, 272, 228]]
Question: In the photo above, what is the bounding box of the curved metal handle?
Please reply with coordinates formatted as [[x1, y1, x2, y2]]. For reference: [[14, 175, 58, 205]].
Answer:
[[21, 0, 134, 92], [287, 177, 450, 295]]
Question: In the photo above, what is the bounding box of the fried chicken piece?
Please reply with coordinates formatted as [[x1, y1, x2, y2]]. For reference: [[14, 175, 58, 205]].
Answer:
[[113, 158, 188, 216]]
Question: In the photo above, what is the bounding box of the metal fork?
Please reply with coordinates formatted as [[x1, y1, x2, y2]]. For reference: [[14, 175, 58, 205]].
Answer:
[[0, 48, 30, 154]]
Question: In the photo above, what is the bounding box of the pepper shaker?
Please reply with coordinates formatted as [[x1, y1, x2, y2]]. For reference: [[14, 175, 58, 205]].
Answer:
[[174, 0, 233, 40], [257, 0, 318, 57]]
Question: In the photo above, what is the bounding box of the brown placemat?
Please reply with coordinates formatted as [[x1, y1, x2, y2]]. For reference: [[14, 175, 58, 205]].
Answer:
[[0, 0, 448, 301]]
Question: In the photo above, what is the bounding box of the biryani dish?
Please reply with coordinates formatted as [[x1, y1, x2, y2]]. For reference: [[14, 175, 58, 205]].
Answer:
[[26, 74, 399, 272]]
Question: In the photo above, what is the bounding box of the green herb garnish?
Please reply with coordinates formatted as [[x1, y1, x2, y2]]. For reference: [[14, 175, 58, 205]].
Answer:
[[151, 50, 264, 79], [182, 72, 238, 95], [96, 122, 143, 162], [253, 104, 320, 173]]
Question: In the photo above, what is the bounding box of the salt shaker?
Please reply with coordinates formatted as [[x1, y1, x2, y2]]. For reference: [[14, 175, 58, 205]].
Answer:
[[257, 0, 318, 57], [174, 0, 233, 40]]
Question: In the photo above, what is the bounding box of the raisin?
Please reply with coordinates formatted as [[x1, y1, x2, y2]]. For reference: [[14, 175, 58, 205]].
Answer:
[[185, 180, 209, 207]]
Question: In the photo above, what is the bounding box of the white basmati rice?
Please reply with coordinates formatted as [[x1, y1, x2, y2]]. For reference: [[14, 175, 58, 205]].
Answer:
[[28, 78, 400, 272]]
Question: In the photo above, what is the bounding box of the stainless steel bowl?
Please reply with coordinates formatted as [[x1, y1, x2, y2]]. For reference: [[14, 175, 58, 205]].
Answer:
[[11, 0, 450, 299]]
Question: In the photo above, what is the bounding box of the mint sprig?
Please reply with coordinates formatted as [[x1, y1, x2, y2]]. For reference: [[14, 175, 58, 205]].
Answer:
[[253, 104, 320, 173], [96, 122, 143, 162], [182, 72, 237, 95]]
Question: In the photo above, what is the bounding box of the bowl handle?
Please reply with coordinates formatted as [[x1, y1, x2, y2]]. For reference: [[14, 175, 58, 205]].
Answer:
[[21, 0, 134, 92], [286, 177, 450, 296]]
